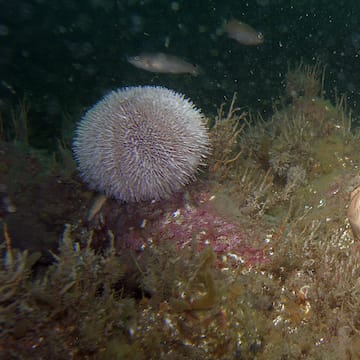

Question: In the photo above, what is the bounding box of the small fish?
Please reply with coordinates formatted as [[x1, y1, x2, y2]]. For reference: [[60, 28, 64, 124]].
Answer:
[[224, 19, 264, 46], [127, 52, 199, 75]]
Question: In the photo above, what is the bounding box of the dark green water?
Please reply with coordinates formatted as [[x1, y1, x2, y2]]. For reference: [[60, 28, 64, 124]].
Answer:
[[0, 0, 359, 149]]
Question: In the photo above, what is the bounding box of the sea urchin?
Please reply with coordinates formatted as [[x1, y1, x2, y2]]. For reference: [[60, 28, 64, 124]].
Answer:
[[73, 86, 209, 202]]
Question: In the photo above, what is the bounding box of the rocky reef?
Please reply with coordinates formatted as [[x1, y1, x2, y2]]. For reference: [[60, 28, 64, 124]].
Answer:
[[2, 62, 360, 359]]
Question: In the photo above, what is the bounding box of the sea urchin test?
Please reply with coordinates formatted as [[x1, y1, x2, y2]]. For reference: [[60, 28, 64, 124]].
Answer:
[[73, 86, 210, 202]]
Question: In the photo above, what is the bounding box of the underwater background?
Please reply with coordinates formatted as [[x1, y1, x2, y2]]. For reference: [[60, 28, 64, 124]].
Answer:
[[4, 0, 360, 359], [1, 0, 360, 149]]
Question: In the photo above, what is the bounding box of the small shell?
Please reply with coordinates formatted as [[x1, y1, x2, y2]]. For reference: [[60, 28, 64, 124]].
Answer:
[[87, 193, 107, 222], [348, 186, 360, 240]]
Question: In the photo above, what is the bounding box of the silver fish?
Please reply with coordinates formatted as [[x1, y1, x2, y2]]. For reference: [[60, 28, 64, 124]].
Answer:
[[127, 52, 199, 75], [224, 19, 264, 46]]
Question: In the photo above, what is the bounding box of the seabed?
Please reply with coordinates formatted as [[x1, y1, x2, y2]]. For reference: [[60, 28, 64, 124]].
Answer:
[[2, 63, 360, 359]]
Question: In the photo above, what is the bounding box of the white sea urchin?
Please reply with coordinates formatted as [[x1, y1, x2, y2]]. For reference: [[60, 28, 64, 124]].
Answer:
[[73, 86, 209, 202]]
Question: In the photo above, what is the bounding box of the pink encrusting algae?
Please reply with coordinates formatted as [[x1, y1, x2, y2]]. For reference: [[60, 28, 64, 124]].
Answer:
[[113, 187, 267, 267]]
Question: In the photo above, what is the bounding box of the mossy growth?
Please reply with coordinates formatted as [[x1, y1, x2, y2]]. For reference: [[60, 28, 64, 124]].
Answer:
[[285, 59, 325, 100], [0, 225, 138, 359], [3, 201, 360, 358], [0, 223, 276, 359], [203, 61, 360, 359], [0, 97, 30, 144], [140, 243, 220, 311], [207, 93, 246, 182], [209, 60, 358, 222]]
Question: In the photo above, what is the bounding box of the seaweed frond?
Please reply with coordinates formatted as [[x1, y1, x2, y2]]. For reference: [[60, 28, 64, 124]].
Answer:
[[208, 93, 247, 181]]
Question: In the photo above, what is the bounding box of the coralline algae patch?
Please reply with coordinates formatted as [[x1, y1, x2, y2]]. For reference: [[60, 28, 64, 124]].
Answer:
[[160, 198, 267, 267], [110, 187, 268, 268]]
